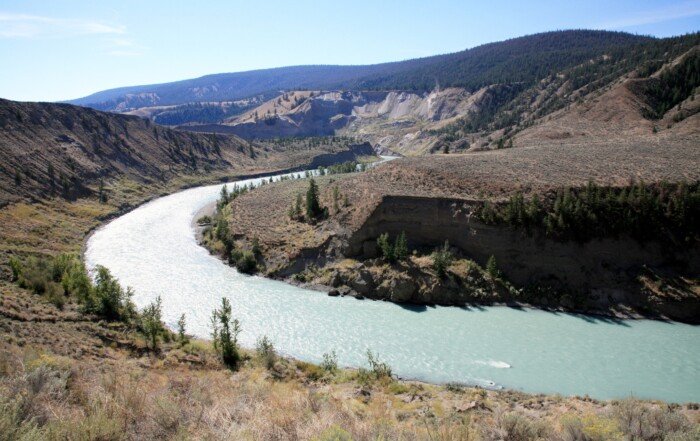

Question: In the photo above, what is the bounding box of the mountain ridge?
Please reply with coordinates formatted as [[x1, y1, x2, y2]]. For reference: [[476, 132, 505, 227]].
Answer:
[[67, 30, 654, 111]]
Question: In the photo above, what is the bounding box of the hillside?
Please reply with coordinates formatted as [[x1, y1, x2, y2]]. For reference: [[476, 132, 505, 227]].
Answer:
[[178, 33, 699, 156], [68, 30, 652, 114], [219, 129, 700, 321], [0, 99, 373, 206]]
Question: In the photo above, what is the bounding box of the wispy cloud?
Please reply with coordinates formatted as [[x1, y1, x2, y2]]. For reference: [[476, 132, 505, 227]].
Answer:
[[0, 12, 145, 56], [0, 12, 126, 38], [595, 0, 700, 29]]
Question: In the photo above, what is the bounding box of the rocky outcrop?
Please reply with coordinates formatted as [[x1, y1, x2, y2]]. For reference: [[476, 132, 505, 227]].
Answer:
[[183, 89, 478, 150], [345, 195, 700, 320]]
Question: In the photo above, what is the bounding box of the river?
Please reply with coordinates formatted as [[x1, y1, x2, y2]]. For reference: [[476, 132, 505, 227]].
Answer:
[[85, 169, 700, 403]]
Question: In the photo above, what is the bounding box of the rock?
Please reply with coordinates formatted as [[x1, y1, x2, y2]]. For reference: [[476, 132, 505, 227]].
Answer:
[[270, 361, 287, 379], [355, 387, 372, 403], [454, 400, 489, 413], [328, 289, 340, 297], [349, 270, 374, 295], [362, 240, 378, 258], [329, 270, 342, 287], [389, 277, 417, 302]]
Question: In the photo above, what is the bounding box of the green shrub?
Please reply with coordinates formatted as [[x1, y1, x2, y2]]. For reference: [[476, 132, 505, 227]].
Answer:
[[45, 282, 66, 309], [321, 351, 338, 373], [311, 425, 353, 441], [366, 350, 392, 379], [234, 250, 257, 274], [91, 265, 136, 322], [8, 256, 22, 282], [140, 296, 164, 350], [255, 335, 276, 369]]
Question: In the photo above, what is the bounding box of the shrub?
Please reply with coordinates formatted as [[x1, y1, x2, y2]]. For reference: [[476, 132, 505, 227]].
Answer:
[[92, 265, 136, 322], [366, 350, 392, 379], [251, 236, 261, 256], [140, 296, 164, 350], [45, 282, 65, 309], [613, 398, 693, 440], [234, 250, 257, 274], [8, 256, 21, 281], [321, 351, 338, 373], [311, 426, 353, 441], [11, 254, 94, 311], [255, 335, 276, 369]]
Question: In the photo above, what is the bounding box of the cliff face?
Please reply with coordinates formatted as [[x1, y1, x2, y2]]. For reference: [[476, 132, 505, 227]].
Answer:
[[346, 196, 700, 320], [181, 89, 477, 154]]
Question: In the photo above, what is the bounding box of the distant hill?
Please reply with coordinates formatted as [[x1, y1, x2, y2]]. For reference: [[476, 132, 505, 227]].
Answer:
[[0, 99, 261, 205], [179, 34, 699, 155], [68, 30, 653, 112]]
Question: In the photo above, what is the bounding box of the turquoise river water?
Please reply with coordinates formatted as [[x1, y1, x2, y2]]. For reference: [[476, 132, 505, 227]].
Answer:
[[84, 169, 700, 403]]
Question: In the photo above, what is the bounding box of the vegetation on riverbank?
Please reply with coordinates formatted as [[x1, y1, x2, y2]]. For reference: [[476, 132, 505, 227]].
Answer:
[[478, 180, 700, 244]]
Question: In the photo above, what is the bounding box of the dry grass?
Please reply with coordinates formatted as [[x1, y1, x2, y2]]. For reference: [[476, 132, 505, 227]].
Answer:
[[0, 341, 698, 440], [228, 134, 700, 278]]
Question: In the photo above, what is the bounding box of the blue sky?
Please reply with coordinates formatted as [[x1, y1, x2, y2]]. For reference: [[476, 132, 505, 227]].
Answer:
[[0, 0, 698, 102]]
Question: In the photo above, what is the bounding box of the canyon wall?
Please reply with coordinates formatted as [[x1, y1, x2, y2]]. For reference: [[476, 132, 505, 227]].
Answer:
[[346, 196, 700, 317]]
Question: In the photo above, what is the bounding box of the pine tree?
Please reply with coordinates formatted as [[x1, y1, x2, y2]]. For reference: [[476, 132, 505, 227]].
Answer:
[[394, 231, 408, 261], [211, 297, 241, 369], [486, 255, 500, 279], [305, 178, 322, 221], [377, 233, 395, 262], [141, 296, 163, 350], [332, 185, 340, 213], [177, 313, 188, 344], [47, 163, 55, 189]]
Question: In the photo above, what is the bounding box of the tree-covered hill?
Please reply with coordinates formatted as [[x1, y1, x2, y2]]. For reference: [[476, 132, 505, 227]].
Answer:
[[68, 30, 657, 111]]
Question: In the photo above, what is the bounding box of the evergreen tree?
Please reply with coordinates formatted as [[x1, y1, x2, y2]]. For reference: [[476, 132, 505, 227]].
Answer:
[[177, 313, 188, 344], [333, 185, 340, 213], [431, 241, 453, 277], [211, 297, 241, 369], [377, 233, 395, 262], [394, 231, 408, 261], [141, 296, 164, 350], [305, 178, 322, 221], [47, 163, 55, 189], [486, 255, 500, 279]]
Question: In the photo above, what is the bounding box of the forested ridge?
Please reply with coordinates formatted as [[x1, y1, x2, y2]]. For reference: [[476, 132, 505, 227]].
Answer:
[[71, 30, 691, 110]]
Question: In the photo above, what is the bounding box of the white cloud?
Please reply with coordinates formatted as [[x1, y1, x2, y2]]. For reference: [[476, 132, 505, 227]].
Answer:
[[596, 0, 700, 29], [0, 12, 144, 56], [0, 12, 126, 38]]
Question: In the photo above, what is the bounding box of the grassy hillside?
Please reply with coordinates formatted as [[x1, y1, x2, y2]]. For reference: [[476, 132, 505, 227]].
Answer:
[[0, 98, 265, 205]]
